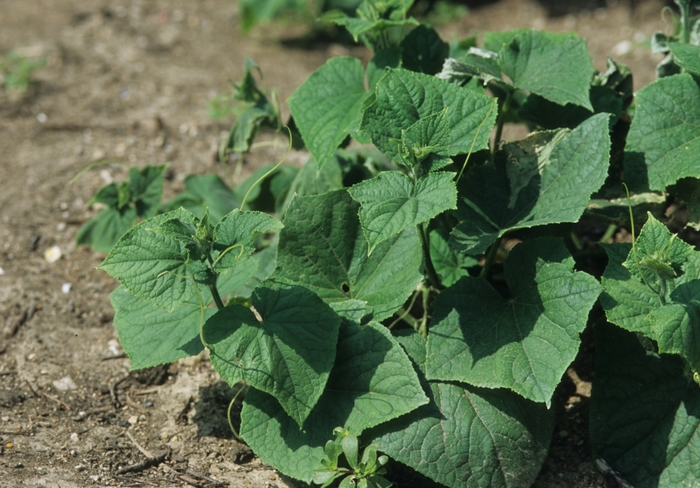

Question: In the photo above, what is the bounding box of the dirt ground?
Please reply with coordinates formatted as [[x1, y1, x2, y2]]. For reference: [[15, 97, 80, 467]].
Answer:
[[0, 0, 670, 486]]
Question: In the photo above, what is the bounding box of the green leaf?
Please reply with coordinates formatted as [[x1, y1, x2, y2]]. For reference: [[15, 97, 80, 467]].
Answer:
[[240, 321, 428, 482], [111, 286, 213, 369], [370, 330, 554, 488], [76, 207, 138, 253], [499, 30, 595, 110], [451, 113, 610, 255], [240, 0, 301, 32], [625, 73, 700, 191], [226, 241, 278, 298], [361, 69, 497, 162], [591, 322, 700, 488], [398, 108, 452, 172], [273, 190, 423, 321], [669, 177, 700, 230], [226, 104, 278, 154], [211, 209, 283, 273], [161, 174, 240, 224], [399, 24, 449, 75], [99, 208, 208, 312], [348, 171, 457, 253], [204, 281, 340, 426], [324, 0, 418, 47], [482, 29, 528, 53], [288, 57, 369, 169], [429, 229, 478, 288], [128, 165, 167, 218], [426, 238, 601, 405], [367, 47, 402, 90], [278, 155, 344, 215], [602, 214, 700, 371], [668, 42, 700, 76], [519, 86, 622, 130], [599, 243, 658, 337]]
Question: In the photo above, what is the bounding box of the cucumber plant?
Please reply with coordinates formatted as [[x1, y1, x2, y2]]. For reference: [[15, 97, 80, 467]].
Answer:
[[90, 0, 700, 486]]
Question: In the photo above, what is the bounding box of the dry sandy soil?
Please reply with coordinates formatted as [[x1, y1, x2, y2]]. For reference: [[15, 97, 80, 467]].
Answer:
[[0, 0, 670, 486]]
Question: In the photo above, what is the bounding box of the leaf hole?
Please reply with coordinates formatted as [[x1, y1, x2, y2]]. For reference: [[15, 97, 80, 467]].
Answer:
[[341, 283, 350, 293]]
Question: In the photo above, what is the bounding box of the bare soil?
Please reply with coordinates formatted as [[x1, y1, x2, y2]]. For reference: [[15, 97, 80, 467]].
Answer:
[[0, 0, 670, 486]]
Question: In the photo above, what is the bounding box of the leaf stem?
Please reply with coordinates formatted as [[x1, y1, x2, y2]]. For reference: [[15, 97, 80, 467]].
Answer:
[[418, 286, 430, 338], [480, 239, 501, 279], [209, 284, 225, 310], [491, 88, 513, 161], [417, 223, 442, 290], [677, 0, 692, 44]]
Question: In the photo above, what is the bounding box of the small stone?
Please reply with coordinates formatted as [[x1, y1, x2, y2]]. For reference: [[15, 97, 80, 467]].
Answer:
[[70, 432, 79, 442], [56, 222, 66, 231], [61, 283, 72, 294], [44, 245, 62, 263], [52, 376, 78, 391], [75, 464, 86, 471], [37, 113, 47, 123], [128, 415, 138, 425], [92, 148, 105, 160], [0, 267, 4, 275]]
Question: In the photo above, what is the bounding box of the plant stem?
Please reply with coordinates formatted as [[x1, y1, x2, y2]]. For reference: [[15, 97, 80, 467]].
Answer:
[[209, 284, 225, 310], [491, 88, 513, 160], [599, 223, 617, 244], [480, 239, 501, 279], [417, 223, 442, 290], [417, 286, 430, 338], [677, 0, 692, 44]]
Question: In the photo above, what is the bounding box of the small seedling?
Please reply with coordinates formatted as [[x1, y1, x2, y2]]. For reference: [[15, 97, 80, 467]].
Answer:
[[0, 50, 45, 92], [313, 428, 391, 488]]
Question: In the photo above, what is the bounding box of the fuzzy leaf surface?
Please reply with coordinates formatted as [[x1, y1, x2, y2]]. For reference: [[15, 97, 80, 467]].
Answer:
[[99, 208, 207, 312], [240, 321, 427, 482], [273, 190, 422, 321], [451, 113, 610, 254], [361, 68, 497, 161], [429, 229, 478, 288], [601, 214, 700, 371], [203, 281, 340, 426], [111, 286, 213, 369], [668, 43, 700, 76], [625, 73, 700, 191], [370, 330, 554, 488], [288, 57, 368, 169], [591, 323, 700, 488], [348, 172, 457, 253], [426, 238, 601, 405], [499, 30, 594, 110], [211, 209, 283, 273]]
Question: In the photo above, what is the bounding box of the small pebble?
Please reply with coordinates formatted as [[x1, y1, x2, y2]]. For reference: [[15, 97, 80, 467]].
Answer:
[[70, 432, 79, 442], [117, 420, 130, 428], [44, 245, 62, 263], [0, 267, 4, 275], [37, 113, 47, 123], [142, 400, 153, 408], [128, 415, 138, 425], [61, 283, 72, 294], [56, 222, 66, 231], [75, 464, 85, 471], [53, 376, 78, 391]]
